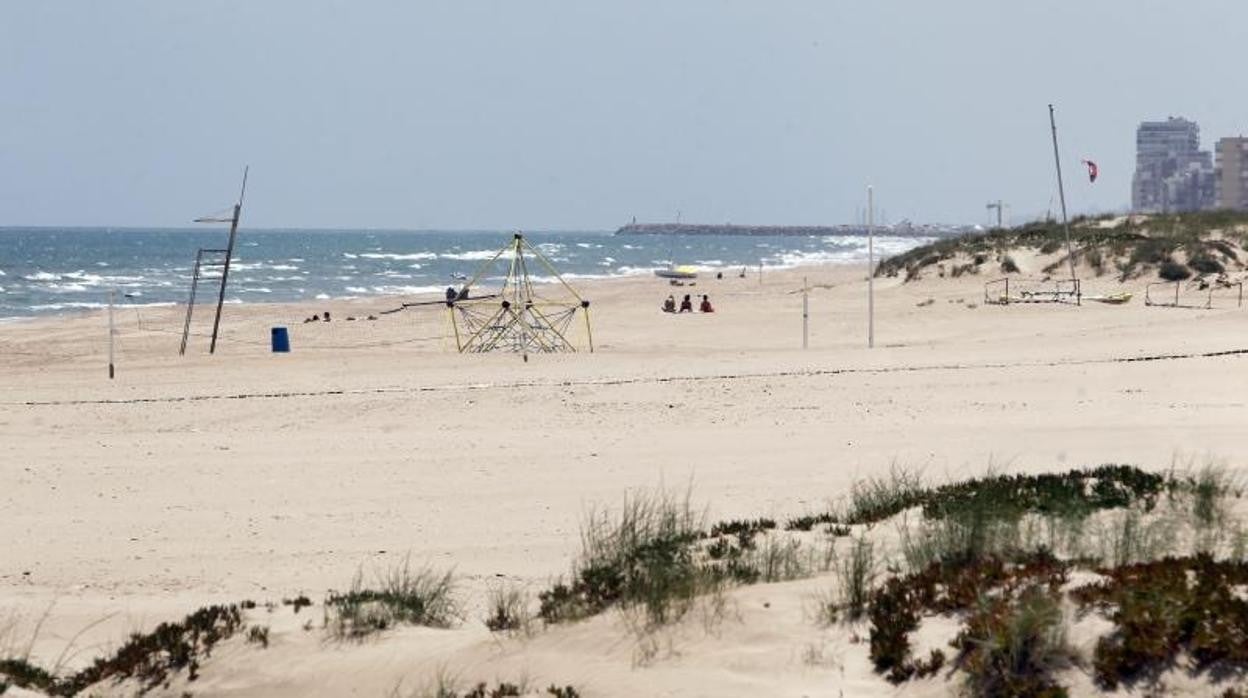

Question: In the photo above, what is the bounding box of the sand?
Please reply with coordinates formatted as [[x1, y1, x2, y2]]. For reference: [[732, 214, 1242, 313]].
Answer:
[[2, 262, 1247, 696]]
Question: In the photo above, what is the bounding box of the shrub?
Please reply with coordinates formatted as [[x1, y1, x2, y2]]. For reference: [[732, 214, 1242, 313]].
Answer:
[[785, 512, 837, 532], [868, 552, 1069, 685], [245, 625, 269, 648], [1001, 256, 1020, 274], [955, 585, 1074, 697], [1158, 259, 1191, 281], [538, 489, 704, 626], [1072, 554, 1248, 688], [325, 559, 458, 640], [1188, 254, 1225, 275], [484, 584, 531, 634], [838, 535, 876, 621]]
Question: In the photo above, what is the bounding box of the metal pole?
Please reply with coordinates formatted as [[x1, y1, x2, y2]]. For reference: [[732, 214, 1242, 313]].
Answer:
[[180, 249, 203, 356], [1048, 105, 1077, 284], [802, 276, 809, 349], [209, 167, 248, 354], [108, 289, 116, 379], [868, 185, 875, 349]]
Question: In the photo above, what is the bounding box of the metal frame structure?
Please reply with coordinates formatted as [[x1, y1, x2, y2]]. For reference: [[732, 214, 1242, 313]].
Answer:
[[447, 233, 593, 354], [180, 167, 249, 355], [1146, 279, 1244, 309], [984, 277, 1081, 305]]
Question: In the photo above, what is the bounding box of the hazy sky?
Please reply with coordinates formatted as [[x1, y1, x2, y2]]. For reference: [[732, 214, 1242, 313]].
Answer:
[[3, 1, 1247, 229]]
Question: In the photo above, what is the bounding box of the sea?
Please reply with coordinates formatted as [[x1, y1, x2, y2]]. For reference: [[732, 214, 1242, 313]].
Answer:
[[0, 227, 934, 321]]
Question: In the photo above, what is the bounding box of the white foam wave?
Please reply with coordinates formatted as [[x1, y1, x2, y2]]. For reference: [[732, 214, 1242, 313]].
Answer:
[[359, 252, 437, 261], [32, 301, 176, 311], [442, 249, 508, 261]]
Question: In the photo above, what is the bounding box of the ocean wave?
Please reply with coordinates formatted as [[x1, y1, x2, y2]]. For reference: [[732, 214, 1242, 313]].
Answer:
[[345, 284, 444, 296], [615, 265, 660, 276], [31, 301, 176, 311], [44, 282, 90, 293], [359, 252, 437, 261], [442, 249, 508, 261]]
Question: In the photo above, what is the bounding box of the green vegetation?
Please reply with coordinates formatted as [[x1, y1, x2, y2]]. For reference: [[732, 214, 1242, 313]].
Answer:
[[484, 583, 532, 634], [537, 490, 833, 629], [956, 582, 1074, 697], [1072, 554, 1248, 689], [324, 559, 458, 640], [857, 464, 1248, 695], [0, 604, 244, 696], [876, 210, 1248, 282]]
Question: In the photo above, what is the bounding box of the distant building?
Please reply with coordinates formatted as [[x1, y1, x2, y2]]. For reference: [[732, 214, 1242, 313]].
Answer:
[[1215, 137, 1248, 210], [1131, 117, 1215, 213]]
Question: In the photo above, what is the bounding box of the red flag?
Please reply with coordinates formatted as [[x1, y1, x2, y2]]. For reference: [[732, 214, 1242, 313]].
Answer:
[[1082, 159, 1098, 183]]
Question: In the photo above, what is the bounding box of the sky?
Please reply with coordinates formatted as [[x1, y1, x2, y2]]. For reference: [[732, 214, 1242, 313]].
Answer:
[[3, 1, 1247, 230]]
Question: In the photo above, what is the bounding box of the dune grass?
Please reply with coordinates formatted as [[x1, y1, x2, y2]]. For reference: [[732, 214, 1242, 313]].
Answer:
[[324, 558, 458, 640], [875, 210, 1248, 282], [484, 583, 532, 635]]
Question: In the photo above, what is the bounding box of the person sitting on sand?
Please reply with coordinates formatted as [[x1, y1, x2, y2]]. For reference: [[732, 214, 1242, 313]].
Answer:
[[322, 311, 331, 322], [679, 294, 693, 313], [699, 295, 714, 313], [662, 295, 676, 313]]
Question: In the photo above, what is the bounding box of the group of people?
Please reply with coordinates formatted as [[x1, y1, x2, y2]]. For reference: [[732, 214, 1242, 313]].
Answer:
[[662, 294, 714, 314], [303, 311, 378, 323]]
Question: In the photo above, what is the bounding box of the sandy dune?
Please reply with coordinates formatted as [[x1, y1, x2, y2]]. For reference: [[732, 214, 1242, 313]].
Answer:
[[2, 263, 1247, 696]]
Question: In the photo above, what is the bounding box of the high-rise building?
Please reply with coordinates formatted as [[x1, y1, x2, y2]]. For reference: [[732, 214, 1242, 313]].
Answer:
[[1215, 137, 1248, 210], [1131, 117, 1215, 212]]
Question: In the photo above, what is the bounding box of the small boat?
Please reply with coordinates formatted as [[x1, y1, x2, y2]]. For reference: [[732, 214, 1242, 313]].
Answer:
[[1084, 292, 1133, 305], [655, 264, 698, 280]]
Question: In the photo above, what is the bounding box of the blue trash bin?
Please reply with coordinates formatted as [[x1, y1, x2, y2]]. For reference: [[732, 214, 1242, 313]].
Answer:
[[271, 326, 290, 353]]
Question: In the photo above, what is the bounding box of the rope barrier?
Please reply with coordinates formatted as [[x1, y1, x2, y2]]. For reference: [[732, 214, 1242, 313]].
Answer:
[[11, 346, 1247, 408]]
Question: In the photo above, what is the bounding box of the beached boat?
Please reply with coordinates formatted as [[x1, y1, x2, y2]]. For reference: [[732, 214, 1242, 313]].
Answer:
[[1084, 292, 1133, 305], [655, 264, 698, 280]]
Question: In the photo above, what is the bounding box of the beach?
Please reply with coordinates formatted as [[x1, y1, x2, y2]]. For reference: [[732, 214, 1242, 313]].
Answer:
[[3, 263, 1247, 696]]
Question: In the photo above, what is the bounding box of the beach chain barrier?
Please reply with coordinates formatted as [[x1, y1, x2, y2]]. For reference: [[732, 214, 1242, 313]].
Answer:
[[11, 346, 1248, 408]]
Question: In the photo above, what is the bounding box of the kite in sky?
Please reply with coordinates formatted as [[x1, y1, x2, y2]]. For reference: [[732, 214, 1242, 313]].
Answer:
[[1081, 159, 1099, 183]]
